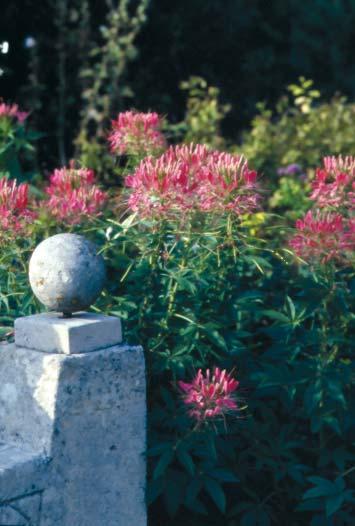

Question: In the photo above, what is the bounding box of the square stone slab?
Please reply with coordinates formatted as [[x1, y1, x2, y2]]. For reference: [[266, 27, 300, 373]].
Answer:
[[15, 312, 122, 354]]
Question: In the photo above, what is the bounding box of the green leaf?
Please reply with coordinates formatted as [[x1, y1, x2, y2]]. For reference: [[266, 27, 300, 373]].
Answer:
[[205, 434, 218, 461], [146, 476, 164, 504], [261, 310, 290, 323], [153, 450, 174, 480], [185, 477, 203, 503], [325, 493, 345, 517], [204, 477, 226, 513], [176, 447, 195, 475], [303, 477, 337, 499], [334, 477, 346, 492], [164, 470, 185, 517], [204, 327, 227, 350]]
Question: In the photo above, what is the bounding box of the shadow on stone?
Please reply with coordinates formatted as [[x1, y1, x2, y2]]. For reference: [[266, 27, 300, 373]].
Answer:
[[0, 313, 146, 526]]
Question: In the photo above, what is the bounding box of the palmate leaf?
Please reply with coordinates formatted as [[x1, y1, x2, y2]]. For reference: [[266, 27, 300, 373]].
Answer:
[[285, 295, 296, 319], [176, 447, 195, 475], [203, 477, 226, 513], [326, 379, 347, 407], [184, 475, 210, 514], [153, 449, 174, 480], [325, 493, 346, 517], [301, 476, 352, 518], [146, 476, 164, 505], [302, 478, 338, 499], [185, 477, 203, 503], [260, 309, 290, 323], [244, 255, 273, 273], [164, 469, 187, 517], [203, 325, 228, 351]]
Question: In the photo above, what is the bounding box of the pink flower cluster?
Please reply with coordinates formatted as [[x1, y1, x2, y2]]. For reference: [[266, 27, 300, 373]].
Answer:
[[0, 178, 35, 235], [290, 156, 354, 264], [45, 165, 107, 225], [125, 144, 259, 217], [178, 367, 239, 422], [311, 156, 355, 210], [289, 211, 354, 263], [0, 102, 29, 123], [108, 111, 166, 156]]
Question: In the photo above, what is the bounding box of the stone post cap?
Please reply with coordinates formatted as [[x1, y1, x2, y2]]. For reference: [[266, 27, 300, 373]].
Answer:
[[29, 234, 106, 317], [14, 312, 122, 355]]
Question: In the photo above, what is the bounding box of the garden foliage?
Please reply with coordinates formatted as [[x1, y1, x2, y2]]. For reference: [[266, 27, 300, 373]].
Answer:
[[242, 78, 355, 182], [7, 1, 355, 170], [0, 103, 37, 181], [0, 96, 354, 526], [176, 76, 231, 149]]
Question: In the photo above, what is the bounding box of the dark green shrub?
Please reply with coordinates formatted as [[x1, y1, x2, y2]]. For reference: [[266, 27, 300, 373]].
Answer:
[[0, 107, 354, 526], [242, 78, 355, 182]]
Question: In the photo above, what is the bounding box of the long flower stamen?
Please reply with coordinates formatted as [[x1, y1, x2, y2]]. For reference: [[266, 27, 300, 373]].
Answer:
[[45, 165, 107, 225], [125, 143, 259, 217], [178, 367, 240, 422]]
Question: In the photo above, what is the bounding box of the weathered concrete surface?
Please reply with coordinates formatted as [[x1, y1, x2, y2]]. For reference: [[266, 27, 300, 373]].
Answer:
[[29, 234, 106, 314], [0, 343, 59, 453], [43, 343, 146, 526], [0, 442, 49, 516], [15, 312, 122, 354], [0, 313, 147, 526]]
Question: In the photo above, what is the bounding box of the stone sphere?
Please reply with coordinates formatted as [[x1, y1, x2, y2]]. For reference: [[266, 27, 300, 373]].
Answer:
[[29, 233, 106, 315]]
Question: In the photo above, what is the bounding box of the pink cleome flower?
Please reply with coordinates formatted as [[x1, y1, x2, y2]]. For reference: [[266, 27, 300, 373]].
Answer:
[[125, 143, 259, 217], [289, 210, 354, 263], [311, 156, 355, 210], [0, 178, 35, 235], [343, 217, 355, 251], [178, 367, 239, 422], [45, 165, 107, 225], [0, 101, 29, 123], [108, 111, 166, 156]]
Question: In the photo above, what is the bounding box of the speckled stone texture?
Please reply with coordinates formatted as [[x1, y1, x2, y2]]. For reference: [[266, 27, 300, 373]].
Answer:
[[0, 314, 146, 526], [15, 312, 122, 354], [29, 233, 106, 315]]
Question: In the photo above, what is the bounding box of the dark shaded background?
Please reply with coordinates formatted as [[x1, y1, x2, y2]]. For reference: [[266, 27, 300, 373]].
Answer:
[[2, 0, 355, 161]]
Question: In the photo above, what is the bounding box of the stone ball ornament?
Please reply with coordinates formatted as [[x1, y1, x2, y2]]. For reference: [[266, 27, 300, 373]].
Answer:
[[29, 233, 106, 316]]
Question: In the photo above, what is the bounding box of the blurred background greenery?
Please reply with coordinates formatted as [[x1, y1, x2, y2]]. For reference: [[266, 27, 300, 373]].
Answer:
[[2, 0, 355, 169]]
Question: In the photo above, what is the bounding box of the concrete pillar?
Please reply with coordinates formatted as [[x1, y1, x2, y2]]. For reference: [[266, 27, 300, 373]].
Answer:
[[0, 312, 146, 526]]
